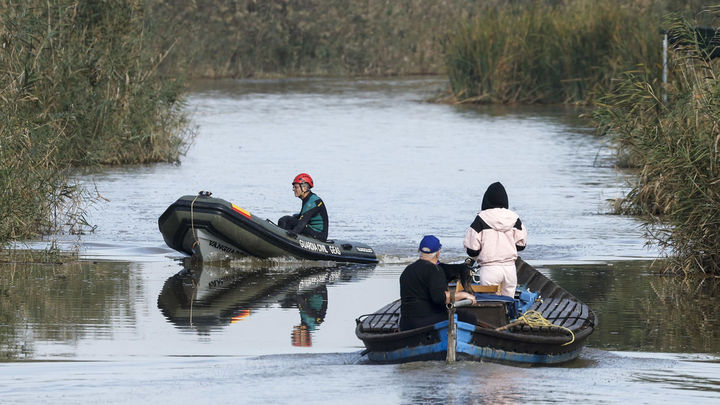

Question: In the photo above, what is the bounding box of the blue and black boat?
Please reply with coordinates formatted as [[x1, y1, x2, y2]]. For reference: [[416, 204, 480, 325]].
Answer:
[[355, 258, 597, 365]]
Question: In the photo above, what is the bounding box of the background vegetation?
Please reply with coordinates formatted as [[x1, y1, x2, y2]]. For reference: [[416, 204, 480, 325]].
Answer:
[[2, 0, 719, 274], [442, 0, 718, 104], [443, 1, 658, 104], [0, 1, 193, 246], [146, 0, 481, 78], [593, 11, 720, 275], [436, 0, 720, 274]]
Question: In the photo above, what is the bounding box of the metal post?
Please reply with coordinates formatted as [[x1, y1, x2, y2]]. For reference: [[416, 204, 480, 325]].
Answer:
[[663, 32, 668, 103]]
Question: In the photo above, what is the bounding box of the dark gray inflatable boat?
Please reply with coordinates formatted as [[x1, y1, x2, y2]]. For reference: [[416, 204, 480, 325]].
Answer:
[[158, 193, 379, 264]]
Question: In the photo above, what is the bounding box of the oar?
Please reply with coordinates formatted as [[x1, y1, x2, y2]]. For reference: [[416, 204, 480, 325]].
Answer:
[[446, 292, 457, 363], [446, 298, 474, 364]]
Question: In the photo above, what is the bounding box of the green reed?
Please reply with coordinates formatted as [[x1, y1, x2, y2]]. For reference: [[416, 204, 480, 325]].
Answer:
[[444, 0, 664, 104], [0, 1, 193, 246], [593, 11, 720, 275]]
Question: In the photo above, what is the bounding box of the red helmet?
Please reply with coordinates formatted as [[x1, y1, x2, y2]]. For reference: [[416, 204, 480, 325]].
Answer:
[[292, 173, 314, 188]]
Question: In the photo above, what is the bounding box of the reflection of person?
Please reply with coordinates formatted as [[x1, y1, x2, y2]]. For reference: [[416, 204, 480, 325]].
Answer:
[[286, 284, 328, 347], [297, 285, 327, 331], [463, 182, 527, 298], [278, 173, 329, 241], [399, 235, 476, 331], [292, 324, 312, 347]]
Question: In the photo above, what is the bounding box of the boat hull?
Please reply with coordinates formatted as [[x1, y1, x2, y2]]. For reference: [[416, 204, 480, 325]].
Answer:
[[356, 258, 597, 365], [158, 194, 378, 264], [362, 319, 584, 364]]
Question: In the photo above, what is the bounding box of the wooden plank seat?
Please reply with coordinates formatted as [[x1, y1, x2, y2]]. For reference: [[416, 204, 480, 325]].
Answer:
[[455, 283, 501, 294], [359, 300, 400, 333]]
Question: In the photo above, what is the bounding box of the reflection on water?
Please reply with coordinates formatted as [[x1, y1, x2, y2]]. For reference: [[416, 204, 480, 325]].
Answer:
[[3, 257, 719, 360], [157, 259, 375, 347], [542, 261, 720, 353], [0, 259, 139, 361], [2, 258, 720, 402], [634, 357, 720, 393]]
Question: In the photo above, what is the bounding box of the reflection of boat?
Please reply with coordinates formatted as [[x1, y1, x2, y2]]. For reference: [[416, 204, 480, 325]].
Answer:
[[157, 259, 375, 336], [158, 193, 378, 263], [355, 258, 597, 365]]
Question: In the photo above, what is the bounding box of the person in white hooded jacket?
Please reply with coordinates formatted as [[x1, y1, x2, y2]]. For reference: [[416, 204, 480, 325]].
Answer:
[[463, 182, 527, 297]]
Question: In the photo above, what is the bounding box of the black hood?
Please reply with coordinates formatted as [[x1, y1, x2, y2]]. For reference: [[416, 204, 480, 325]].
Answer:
[[481, 182, 508, 210]]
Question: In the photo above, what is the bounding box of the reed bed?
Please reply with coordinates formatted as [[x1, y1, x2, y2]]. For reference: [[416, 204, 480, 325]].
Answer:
[[593, 12, 720, 275], [147, 0, 483, 78], [443, 0, 661, 104], [0, 1, 193, 247]]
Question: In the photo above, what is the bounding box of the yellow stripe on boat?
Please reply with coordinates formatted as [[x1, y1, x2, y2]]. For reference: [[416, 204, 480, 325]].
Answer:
[[232, 204, 251, 218]]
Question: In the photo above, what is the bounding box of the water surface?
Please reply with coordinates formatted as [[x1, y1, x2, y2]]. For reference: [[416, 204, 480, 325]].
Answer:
[[3, 77, 718, 404], [73, 77, 651, 262]]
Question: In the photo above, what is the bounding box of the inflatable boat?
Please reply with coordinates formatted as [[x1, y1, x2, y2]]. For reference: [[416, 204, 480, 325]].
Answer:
[[158, 193, 378, 264]]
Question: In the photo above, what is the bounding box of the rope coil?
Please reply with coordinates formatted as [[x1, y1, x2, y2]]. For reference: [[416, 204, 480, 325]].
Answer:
[[496, 310, 575, 346]]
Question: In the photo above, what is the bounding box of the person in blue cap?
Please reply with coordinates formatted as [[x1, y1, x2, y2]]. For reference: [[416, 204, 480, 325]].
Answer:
[[399, 235, 476, 331]]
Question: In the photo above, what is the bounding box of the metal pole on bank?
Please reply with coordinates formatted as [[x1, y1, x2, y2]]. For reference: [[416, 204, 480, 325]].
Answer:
[[663, 31, 668, 104]]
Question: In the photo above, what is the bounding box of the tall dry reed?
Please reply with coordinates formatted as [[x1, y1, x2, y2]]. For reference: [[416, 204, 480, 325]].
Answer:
[[443, 0, 660, 104], [593, 11, 720, 275], [0, 1, 193, 247], [147, 0, 484, 78]]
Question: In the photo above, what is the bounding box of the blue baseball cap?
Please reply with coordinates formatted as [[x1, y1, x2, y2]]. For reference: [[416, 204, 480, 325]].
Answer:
[[419, 235, 442, 254]]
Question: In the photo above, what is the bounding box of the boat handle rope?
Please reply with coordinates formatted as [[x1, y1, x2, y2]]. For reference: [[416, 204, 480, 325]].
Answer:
[[495, 310, 575, 346], [190, 191, 213, 249], [190, 194, 200, 250]]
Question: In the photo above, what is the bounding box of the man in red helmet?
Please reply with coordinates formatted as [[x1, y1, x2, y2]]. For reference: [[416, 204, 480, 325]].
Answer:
[[278, 173, 329, 241]]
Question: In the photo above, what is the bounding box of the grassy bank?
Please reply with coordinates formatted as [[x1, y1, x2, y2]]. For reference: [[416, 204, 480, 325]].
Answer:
[[593, 12, 720, 275], [0, 1, 193, 247]]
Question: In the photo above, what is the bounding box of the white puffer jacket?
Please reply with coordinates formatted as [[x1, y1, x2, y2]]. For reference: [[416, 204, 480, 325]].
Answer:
[[463, 208, 527, 266]]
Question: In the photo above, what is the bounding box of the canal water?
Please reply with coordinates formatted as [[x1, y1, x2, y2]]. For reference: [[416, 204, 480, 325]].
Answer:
[[2, 77, 719, 404]]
